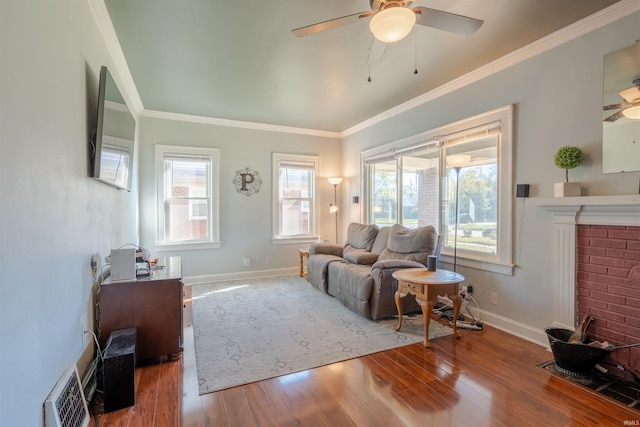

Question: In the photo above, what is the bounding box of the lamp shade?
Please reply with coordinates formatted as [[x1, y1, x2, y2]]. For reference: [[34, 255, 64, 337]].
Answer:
[[329, 205, 339, 214], [446, 154, 471, 168], [622, 105, 640, 120], [328, 177, 343, 185], [369, 7, 416, 43]]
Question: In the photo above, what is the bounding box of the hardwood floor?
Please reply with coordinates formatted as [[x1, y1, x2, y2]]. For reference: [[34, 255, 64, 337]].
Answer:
[[92, 310, 640, 426]]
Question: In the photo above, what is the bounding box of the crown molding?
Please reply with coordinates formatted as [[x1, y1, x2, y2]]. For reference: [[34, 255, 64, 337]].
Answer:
[[86, 0, 144, 117], [341, 0, 640, 137], [141, 110, 342, 139]]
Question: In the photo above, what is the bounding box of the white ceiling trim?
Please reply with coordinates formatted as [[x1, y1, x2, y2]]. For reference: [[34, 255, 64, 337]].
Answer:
[[142, 110, 342, 139], [87, 0, 144, 117], [341, 0, 640, 137]]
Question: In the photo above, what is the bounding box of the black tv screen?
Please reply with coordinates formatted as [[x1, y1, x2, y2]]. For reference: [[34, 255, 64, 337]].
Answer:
[[89, 66, 135, 191]]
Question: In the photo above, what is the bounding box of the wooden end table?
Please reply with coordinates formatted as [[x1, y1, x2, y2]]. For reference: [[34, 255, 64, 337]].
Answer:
[[297, 248, 310, 279], [392, 268, 464, 348]]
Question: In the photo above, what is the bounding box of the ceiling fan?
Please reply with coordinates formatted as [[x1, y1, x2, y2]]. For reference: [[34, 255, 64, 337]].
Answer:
[[292, 0, 484, 43], [603, 78, 640, 122]]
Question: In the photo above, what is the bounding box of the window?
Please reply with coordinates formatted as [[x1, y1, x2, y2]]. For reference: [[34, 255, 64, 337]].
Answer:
[[272, 153, 319, 243], [156, 145, 220, 249], [362, 106, 513, 274]]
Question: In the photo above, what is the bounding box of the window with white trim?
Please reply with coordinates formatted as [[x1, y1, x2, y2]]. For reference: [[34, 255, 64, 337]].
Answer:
[[272, 153, 319, 243], [362, 106, 513, 274], [156, 145, 220, 249]]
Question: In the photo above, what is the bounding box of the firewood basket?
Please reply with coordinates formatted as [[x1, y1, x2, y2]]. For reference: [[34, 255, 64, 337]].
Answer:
[[545, 327, 614, 375]]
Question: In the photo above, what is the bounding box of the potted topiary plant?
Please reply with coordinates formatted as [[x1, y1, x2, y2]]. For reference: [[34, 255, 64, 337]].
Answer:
[[553, 145, 584, 197]]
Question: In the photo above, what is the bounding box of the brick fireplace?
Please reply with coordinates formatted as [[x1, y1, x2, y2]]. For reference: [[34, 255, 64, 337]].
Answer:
[[577, 224, 640, 379], [540, 195, 640, 380]]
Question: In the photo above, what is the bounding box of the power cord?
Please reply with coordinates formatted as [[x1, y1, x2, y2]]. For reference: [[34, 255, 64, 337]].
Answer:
[[433, 291, 484, 330], [82, 330, 104, 404]]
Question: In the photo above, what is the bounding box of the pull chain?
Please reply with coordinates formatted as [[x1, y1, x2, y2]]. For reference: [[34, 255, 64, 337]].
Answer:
[[413, 32, 418, 75], [368, 39, 373, 82]]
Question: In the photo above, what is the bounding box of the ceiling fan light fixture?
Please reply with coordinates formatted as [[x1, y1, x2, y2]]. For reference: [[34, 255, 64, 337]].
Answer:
[[369, 6, 416, 43], [622, 105, 640, 120]]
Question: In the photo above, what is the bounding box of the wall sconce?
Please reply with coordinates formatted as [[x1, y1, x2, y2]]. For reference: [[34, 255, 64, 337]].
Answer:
[[328, 177, 343, 243]]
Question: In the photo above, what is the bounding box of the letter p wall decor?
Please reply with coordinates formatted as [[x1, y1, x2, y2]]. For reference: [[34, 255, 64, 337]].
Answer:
[[233, 167, 262, 196]]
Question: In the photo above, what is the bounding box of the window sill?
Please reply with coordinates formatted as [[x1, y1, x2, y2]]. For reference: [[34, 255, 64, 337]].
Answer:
[[155, 241, 221, 251], [272, 236, 319, 246], [439, 253, 515, 276]]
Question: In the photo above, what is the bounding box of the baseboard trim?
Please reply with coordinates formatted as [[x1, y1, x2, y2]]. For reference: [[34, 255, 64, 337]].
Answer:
[[183, 267, 299, 285], [479, 309, 549, 348]]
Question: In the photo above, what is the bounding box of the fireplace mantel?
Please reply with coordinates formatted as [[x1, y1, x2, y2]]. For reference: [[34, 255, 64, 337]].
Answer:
[[535, 195, 640, 226], [534, 195, 640, 330]]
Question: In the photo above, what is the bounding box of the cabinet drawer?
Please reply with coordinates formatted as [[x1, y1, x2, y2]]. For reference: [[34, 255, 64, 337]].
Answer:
[[405, 282, 425, 294]]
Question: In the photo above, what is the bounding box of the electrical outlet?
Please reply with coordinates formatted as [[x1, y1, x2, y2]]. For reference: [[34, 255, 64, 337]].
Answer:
[[90, 253, 100, 269], [265, 257, 270, 265], [80, 314, 88, 344], [491, 292, 498, 305], [243, 257, 251, 267]]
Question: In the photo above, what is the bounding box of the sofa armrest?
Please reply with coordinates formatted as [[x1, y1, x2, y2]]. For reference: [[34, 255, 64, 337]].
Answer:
[[309, 243, 343, 257], [369, 260, 425, 320], [370, 259, 425, 271], [344, 250, 379, 265]]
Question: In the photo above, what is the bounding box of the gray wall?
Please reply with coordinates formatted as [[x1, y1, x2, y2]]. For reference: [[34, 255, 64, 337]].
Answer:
[[137, 116, 342, 280], [342, 11, 640, 342], [0, 1, 137, 425]]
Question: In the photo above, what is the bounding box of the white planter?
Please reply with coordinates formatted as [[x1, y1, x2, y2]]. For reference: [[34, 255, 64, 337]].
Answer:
[[554, 182, 581, 197]]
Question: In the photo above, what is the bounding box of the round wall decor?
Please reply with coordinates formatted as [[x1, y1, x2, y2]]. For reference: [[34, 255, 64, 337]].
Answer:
[[233, 167, 262, 196]]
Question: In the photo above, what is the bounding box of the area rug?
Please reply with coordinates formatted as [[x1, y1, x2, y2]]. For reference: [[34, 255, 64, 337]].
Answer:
[[191, 275, 453, 394]]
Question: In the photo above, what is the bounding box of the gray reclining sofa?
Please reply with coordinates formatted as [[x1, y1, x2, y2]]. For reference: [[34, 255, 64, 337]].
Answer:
[[307, 222, 439, 320]]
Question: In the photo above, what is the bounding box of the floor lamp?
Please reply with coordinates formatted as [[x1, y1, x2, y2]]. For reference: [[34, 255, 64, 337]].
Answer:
[[328, 177, 343, 243], [446, 155, 470, 272]]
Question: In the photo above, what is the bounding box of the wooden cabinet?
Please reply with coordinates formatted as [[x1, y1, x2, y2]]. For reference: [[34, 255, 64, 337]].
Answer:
[[99, 256, 183, 361]]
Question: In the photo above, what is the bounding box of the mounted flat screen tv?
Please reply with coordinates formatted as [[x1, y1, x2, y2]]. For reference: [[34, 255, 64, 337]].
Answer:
[[89, 66, 135, 191]]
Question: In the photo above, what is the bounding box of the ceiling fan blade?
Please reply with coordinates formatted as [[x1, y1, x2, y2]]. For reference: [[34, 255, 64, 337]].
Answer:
[[292, 11, 373, 37], [604, 110, 625, 122], [619, 86, 640, 103], [603, 103, 628, 111], [413, 7, 483, 36]]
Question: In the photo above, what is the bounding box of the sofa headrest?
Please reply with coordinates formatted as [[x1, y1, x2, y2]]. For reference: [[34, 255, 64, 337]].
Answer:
[[378, 224, 437, 265], [371, 226, 390, 255], [345, 223, 378, 251]]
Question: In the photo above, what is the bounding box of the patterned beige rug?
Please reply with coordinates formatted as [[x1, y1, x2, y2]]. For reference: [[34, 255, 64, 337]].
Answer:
[[192, 275, 453, 394]]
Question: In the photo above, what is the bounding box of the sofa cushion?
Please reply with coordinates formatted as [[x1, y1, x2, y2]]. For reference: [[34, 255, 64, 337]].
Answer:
[[378, 224, 437, 266], [328, 261, 373, 319], [307, 254, 343, 293], [371, 226, 390, 255], [345, 223, 378, 250]]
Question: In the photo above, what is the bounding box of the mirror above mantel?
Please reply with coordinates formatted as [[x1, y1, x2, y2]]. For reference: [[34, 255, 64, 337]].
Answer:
[[602, 40, 640, 174]]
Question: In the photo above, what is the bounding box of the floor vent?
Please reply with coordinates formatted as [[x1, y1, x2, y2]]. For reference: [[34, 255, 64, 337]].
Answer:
[[44, 365, 90, 427]]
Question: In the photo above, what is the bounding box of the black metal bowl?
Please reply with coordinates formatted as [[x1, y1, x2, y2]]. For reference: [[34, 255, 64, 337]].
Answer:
[[544, 327, 614, 374]]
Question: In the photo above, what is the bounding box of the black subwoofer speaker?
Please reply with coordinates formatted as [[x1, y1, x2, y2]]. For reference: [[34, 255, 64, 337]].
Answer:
[[103, 327, 136, 413]]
